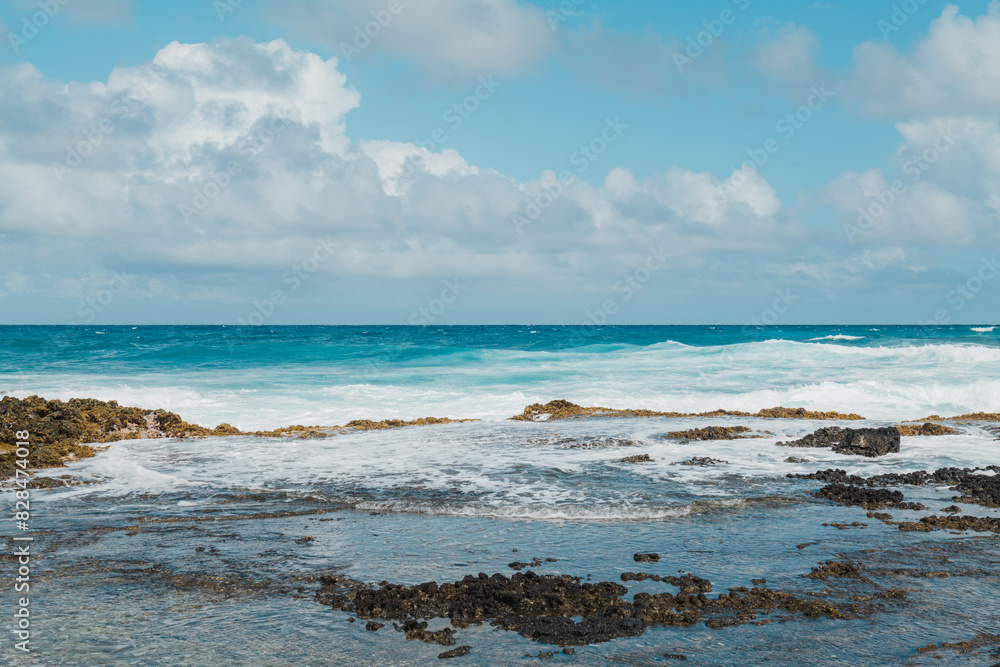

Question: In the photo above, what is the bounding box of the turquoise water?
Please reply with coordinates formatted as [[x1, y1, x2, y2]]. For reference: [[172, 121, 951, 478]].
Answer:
[[2, 326, 1000, 665], [1, 325, 999, 428]]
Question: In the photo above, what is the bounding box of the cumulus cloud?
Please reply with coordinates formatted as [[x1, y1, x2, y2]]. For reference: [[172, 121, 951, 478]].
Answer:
[[819, 117, 1000, 246], [9, 0, 134, 27], [751, 21, 820, 94], [264, 0, 554, 82], [843, 2, 1000, 116], [0, 36, 806, 319]]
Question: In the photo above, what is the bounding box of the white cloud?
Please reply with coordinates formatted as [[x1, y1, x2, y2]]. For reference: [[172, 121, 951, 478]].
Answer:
[[10, 0, 134, 27], [0, 37, 810, 320], [844, 2, 1000, 116], [819, 116, 1000, 246], [751, 21, 820, 93], [265, 0, 555, 82]]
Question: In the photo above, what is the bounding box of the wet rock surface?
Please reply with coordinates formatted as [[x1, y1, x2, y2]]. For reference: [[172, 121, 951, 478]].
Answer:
[[316, 568, 876, 650], [816, 483, 926, 510], [777, 426, 900, 457], [777, 427, 846, 449], [834, 427, 900, 457], [509, 400, 864, 422], [893, 422, 958, 436], [676, 457, 729, 466], [620, 572, 712, 593], [794, 465, 1000, 507], [620, 453, 653, 463], [665, 426, 755, 441]]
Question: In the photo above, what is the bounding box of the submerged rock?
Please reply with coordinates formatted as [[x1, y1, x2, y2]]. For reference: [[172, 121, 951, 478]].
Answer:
[[318, 568, 863, 649], [665, 426, 754, 441]]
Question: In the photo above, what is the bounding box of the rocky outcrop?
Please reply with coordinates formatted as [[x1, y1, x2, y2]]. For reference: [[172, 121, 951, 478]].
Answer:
[[0, 394, 478, 479], [816, 483, 925, 510], [0, 395, 241, 478], [834, 427, 900, 457], [665, 426, 754, 441], [316, 569, 863, 648], [509, 400, 864, 422], [778, 426, 900, 457]]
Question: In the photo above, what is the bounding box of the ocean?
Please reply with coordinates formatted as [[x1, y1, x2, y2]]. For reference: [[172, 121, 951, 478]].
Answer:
[[2, 325, 1000, 665]]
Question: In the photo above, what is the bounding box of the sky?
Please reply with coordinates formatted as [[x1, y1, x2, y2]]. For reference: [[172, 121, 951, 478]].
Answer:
[[0, 0, 997, 325]]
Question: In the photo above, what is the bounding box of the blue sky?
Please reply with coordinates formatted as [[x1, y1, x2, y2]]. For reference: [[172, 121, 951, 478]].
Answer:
[[0, 0, 997, 324]]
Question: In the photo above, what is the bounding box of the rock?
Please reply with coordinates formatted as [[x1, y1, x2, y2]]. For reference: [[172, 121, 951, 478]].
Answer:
[[366, 621, 384, 631], [499, 616, 645, 646], [621, 572, 712, 593], [816, 483, 926, 510], [676, 457, 728, 466], [784, 457, 808, 463], [833, 428, 900, 457], [620, 453, 652, 464], [438, 646, 471, 659], [633, 553, 660, 563], [665, 426, 753, 441], [893, 422, 957, 436], [778, 426, 900, 457], [776, 427, 845, 448]]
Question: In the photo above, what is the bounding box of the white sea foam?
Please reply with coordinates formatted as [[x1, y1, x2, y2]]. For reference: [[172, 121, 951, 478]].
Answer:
[[8, 340, 1000, 427], [972, 326, 995, 333], [806, 335, 864, 341]]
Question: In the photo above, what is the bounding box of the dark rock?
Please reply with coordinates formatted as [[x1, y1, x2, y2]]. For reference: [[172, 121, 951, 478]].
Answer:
[[833, 427, 900, 457], [816, 483, 925, 510], [665, 426, 753, 440], [366, 621, 384, 632], [438, 646, 471, 659], [621, 572, 712, 593], [664, 654, 688, 660], [499, 616, 644, 646], [620, 453, 652, 464], [634, 553, 660, 563], [776, 427, 845, 448], [676, 457, 728, 466]]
